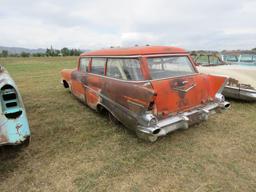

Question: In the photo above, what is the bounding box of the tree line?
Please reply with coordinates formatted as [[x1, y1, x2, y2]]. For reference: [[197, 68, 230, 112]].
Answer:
[[1, 47, 256, 58], [0, 47, 83, 57]]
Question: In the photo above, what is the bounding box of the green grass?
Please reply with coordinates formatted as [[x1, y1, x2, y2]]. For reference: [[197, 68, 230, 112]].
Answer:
[[0, 57, 255, 192]]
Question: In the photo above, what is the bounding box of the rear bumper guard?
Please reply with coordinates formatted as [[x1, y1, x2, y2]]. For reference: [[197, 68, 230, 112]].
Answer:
[[137, 101, 230, 142]]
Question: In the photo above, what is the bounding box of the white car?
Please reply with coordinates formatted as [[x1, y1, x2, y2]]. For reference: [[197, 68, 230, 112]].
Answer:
[[193, 53, 256, 101]]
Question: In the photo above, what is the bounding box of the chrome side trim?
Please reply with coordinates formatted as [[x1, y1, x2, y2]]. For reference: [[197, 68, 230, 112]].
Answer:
[[127, 100, 145, 108], [85, 73, 149, 83]]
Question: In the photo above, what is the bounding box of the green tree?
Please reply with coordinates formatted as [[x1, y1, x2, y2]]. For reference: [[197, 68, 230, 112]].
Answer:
[[54, 49, 60, 56], [46, 48, 51, 56], [32, 53, 45, 57], [9, 53, 19, 57], [61, 47, 70, 56], [75, 49, 82, 56], [70, 49, 74, 56], [1, 50, 8, 57], [20, 52, 30, 57]]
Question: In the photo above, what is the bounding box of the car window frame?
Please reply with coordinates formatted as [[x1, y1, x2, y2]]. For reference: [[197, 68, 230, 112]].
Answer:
[[79, 57, 91, 73], [106, 57, 144, 81], [90, 57, 107, 76], [146, 55, 197, 80]]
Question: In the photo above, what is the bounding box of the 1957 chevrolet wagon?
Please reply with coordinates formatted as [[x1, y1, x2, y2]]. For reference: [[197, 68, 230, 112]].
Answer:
[[61, 46, 230, 142]]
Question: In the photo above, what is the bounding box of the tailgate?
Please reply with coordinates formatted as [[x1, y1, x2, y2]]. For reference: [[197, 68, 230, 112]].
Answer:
[[150, 74, 227, 115]]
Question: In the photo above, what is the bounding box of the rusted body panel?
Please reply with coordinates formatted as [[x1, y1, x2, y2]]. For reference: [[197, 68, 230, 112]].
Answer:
[[150, 74, 226, 115], [61, 46, 230, 141], [0, 66, 30, 146]]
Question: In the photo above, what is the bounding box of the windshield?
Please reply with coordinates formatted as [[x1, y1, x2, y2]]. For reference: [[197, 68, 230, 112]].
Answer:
[[147, 56, 196, 79], [240, 54, 256, 62]]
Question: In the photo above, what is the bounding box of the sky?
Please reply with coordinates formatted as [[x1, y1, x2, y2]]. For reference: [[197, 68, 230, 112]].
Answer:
[[0, 0, 256, 50]]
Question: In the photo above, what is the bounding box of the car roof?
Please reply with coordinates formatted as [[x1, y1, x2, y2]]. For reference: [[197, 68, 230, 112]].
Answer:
[[80, 46, 187, 56]]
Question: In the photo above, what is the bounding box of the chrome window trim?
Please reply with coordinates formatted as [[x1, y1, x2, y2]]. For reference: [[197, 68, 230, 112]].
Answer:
[[79, 53, 189, 59], [146, 55, 198, 81], [85, 72, 149, 83], [81, 55, 141, 58], [79, 53, 196, 83]]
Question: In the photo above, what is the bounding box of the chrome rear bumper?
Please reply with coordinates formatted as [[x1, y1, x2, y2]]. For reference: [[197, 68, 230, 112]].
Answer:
[[136, 101, 230, 142], [223, 86, 256, 102]]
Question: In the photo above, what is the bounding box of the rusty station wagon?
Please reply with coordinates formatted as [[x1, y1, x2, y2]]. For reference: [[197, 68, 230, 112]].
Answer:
[[61, 46, 230, 142]]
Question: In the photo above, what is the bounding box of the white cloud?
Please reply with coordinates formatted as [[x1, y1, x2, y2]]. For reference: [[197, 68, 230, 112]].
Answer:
[[0, 0, 255, 50]]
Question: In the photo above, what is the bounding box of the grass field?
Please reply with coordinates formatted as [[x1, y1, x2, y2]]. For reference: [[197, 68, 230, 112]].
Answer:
[[0, 57, 255, 192]]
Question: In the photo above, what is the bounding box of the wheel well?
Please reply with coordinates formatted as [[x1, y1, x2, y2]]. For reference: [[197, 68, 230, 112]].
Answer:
[[97, 104, 120, 125], [63, 80, 69, 88], [96, 104, 108, 114]]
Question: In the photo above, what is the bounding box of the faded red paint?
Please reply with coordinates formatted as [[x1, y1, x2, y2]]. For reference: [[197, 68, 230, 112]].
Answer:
[[207, 75, 227, 98], [150, 74, 226, 115]]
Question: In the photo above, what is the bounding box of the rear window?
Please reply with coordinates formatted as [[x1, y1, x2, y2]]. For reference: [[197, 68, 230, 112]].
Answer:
[[91, 58, 106, 75], [106, 58, 143, 81], [147, 56, 196, 79]]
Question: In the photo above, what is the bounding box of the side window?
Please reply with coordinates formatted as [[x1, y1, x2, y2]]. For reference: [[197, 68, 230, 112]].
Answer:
[[196, 55, 209, 65], [240, 55, 253, 62], [106, 58, 143, 81], [209, 56, 221, 65], [224, 55, 238, 62], [91, 58, 106, 75], [79, 58, 90, 72]]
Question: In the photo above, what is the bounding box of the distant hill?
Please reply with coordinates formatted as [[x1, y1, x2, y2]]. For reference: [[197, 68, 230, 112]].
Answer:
[[0, 46, 46, 54]]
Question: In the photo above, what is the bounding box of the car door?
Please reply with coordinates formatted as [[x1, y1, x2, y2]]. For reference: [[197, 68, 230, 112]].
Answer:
[[71, 57, 90, 102], [82, 58, 106, 109], [102, 58, 156, 112]]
